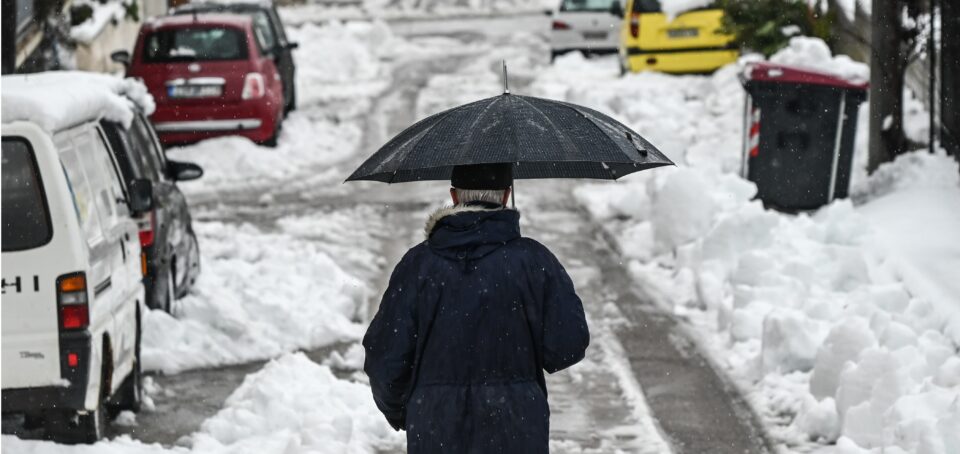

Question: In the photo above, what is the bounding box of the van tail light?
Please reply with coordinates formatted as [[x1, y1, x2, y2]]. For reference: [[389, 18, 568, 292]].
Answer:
[[242, 73, 265, 100], [629, 13, 640, 38], [138, 211, 155, 248], [57, 272, 89, 331], [552, 20, 571, 30]]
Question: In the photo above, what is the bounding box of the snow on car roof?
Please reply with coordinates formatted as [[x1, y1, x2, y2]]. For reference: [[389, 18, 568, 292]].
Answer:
[[1, 71, 155, 132], [146, 12, 253, 30]]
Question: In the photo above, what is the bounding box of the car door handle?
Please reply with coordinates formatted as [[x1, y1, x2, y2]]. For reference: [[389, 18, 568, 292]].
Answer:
[[120, 238, 127, 262]]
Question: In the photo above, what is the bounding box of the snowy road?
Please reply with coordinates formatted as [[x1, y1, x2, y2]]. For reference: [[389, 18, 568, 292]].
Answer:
[[4, 14, 777, 454]]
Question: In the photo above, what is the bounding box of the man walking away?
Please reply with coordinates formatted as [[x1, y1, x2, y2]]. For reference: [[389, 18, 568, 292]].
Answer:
[[363, 163, 590, 454]]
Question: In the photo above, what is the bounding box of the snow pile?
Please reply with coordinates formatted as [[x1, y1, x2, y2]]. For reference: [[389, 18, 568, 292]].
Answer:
[[769, 36, 870, 85], [290, 21, 392, 112], [70, 0, 129, 44], [2, 354, 403, 453], [535, 38, 960, 453], [190, 353, 404, 453], [280, 0, 553, 25], [142, 220, 373, 374], [2, 71, 154, 131]]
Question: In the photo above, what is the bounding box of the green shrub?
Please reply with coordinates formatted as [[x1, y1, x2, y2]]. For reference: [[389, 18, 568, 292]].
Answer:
[[718, 0, 837, 57]]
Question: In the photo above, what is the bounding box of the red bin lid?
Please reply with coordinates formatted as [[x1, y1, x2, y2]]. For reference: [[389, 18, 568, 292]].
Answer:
[[742, 62, 869, 90]]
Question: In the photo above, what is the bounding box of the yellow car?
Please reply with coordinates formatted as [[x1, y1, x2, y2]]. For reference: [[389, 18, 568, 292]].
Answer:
[[619, 0, 738, 74]]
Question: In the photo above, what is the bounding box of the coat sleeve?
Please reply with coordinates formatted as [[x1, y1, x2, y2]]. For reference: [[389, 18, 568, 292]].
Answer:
[[362, 251, 419, 431], [540, 249, 590, 374]]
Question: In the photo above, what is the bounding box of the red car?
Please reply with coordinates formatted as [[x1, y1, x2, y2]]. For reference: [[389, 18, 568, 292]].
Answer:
[[123, 14, 284, 146]]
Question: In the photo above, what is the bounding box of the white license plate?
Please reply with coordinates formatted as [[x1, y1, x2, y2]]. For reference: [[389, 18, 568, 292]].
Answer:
[[168, 85, 222, 99], [582, 31, 608, 40], [667, 28, 699, 38]]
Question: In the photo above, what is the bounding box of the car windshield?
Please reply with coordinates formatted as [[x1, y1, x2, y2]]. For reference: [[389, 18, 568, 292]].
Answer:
[[560, 0, 619, 12], [144, 27, 247, 62], [2, 139, 52, 252]]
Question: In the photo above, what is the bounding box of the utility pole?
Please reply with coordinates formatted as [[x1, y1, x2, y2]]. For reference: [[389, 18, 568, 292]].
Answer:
[[868, 0, 907, 172], [942, 0, 960, 160]]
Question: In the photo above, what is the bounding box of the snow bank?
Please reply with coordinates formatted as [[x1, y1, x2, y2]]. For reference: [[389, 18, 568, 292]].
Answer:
[[279, 0, 553, 25], [142, 214, 381, 374], [190, 353, 404, 453], [2, 71, 154, 131], [537, 38, 960, 453], [2, 354, 403, 453]]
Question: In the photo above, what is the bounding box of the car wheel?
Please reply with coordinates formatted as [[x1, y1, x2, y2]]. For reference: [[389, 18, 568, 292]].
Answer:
[[112, 313, 142, 413], [180, 232, 200, 296], [162, 267, 175, 314]]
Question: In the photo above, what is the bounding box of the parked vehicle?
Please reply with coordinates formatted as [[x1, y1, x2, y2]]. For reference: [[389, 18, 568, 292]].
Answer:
[[2, 73, 152, 443], [619, 0, 738, 73], [549, 0, 623, 60], [101, 112, 203, 313], [117, 14, 285, 146], [171, 1, 298, 116]]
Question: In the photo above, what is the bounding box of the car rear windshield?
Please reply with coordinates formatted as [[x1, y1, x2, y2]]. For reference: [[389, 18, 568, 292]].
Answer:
[[560, 0, 619, 13], [143, 26, 247, 62], [632, 0, 718, 13], [2, 138, 52, 252]]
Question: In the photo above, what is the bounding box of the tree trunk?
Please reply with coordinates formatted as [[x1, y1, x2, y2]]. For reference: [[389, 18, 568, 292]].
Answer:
[[942, 0, 960, 160], [868, 0, 908, 172]]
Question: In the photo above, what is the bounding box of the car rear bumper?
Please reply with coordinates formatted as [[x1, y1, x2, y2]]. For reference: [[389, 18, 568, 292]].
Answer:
[[2, 332, 91, 414], [154, 118, 262, 132], [624, 46, 739, 73], [152, 98, 279, 145]]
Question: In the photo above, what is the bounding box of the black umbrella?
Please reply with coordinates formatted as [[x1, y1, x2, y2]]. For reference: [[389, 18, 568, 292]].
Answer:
[[346, 67, 673, 184]]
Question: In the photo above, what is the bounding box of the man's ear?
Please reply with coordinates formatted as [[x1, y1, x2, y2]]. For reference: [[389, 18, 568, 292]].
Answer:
[[502, 187, 512, 206], [450, 188, 459, 205]]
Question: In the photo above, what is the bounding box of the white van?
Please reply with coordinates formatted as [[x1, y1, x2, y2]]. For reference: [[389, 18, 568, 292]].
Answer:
[[1, 73, 154, 443]]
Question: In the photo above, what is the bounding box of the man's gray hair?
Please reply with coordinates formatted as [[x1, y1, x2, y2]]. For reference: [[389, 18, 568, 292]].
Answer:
[[454, 188, 508, 206]]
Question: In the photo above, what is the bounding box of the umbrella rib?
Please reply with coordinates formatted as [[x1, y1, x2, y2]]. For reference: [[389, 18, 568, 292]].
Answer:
[[459, 96, 503, 163]]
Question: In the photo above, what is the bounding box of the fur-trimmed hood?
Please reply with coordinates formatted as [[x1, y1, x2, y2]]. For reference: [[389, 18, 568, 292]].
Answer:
[[424, 203, 521, 266]]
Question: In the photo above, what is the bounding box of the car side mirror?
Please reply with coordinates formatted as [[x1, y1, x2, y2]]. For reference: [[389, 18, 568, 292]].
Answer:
[[610, 1, 624, 17], [167, 160, 203, 181], [110, 50, 131, 68], [286, 42, 299, 50], [128, 178, 154, 213], [543, 9, 553, 16]]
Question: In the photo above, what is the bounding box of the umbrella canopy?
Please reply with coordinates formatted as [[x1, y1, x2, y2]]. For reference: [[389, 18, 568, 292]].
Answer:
[[345, 93, 674, 184]]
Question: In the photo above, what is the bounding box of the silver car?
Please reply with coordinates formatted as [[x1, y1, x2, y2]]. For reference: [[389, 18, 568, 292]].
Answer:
[[549, 0, 623, 60]]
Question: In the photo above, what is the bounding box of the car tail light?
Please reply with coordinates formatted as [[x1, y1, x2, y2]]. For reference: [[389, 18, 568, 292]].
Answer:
[[57, 272, 89, 331], [138, 211, 155, 248], [629, 13, 640, 38], [242, 73, 265, 100], [67, 352, 79, 368], [552, 20, 571, 30]]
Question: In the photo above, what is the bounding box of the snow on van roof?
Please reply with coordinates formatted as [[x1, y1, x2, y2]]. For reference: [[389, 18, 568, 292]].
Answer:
[[1, 71, 155, 132]]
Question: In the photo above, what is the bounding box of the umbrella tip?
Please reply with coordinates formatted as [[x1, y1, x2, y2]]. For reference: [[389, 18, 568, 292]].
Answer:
[[502, 60, 510, 95]]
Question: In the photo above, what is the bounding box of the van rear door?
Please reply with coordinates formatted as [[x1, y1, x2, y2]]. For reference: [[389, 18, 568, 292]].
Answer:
[[629, 0, 732, 51], [1, 137, 63, 388]]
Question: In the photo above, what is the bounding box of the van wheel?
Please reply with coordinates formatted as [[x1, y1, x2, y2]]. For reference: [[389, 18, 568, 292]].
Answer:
[[113, 314, 142, 412], [46, 372, 108, 443]]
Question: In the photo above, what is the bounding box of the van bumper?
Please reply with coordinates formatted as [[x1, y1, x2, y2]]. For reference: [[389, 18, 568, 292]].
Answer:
[[624, 46, 739, 73], [1, 332, 91, 414]]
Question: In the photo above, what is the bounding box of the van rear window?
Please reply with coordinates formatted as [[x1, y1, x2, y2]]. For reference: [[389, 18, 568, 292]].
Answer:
[[143, 27, 247, 62], [2, 138, 52, 252]]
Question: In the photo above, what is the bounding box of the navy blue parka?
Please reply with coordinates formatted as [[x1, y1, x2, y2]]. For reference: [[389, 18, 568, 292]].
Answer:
[[363, 203, 590, 454]]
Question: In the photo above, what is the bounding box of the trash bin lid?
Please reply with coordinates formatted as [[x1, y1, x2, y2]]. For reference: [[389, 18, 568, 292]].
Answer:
[[742, 62, 869, 90]]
